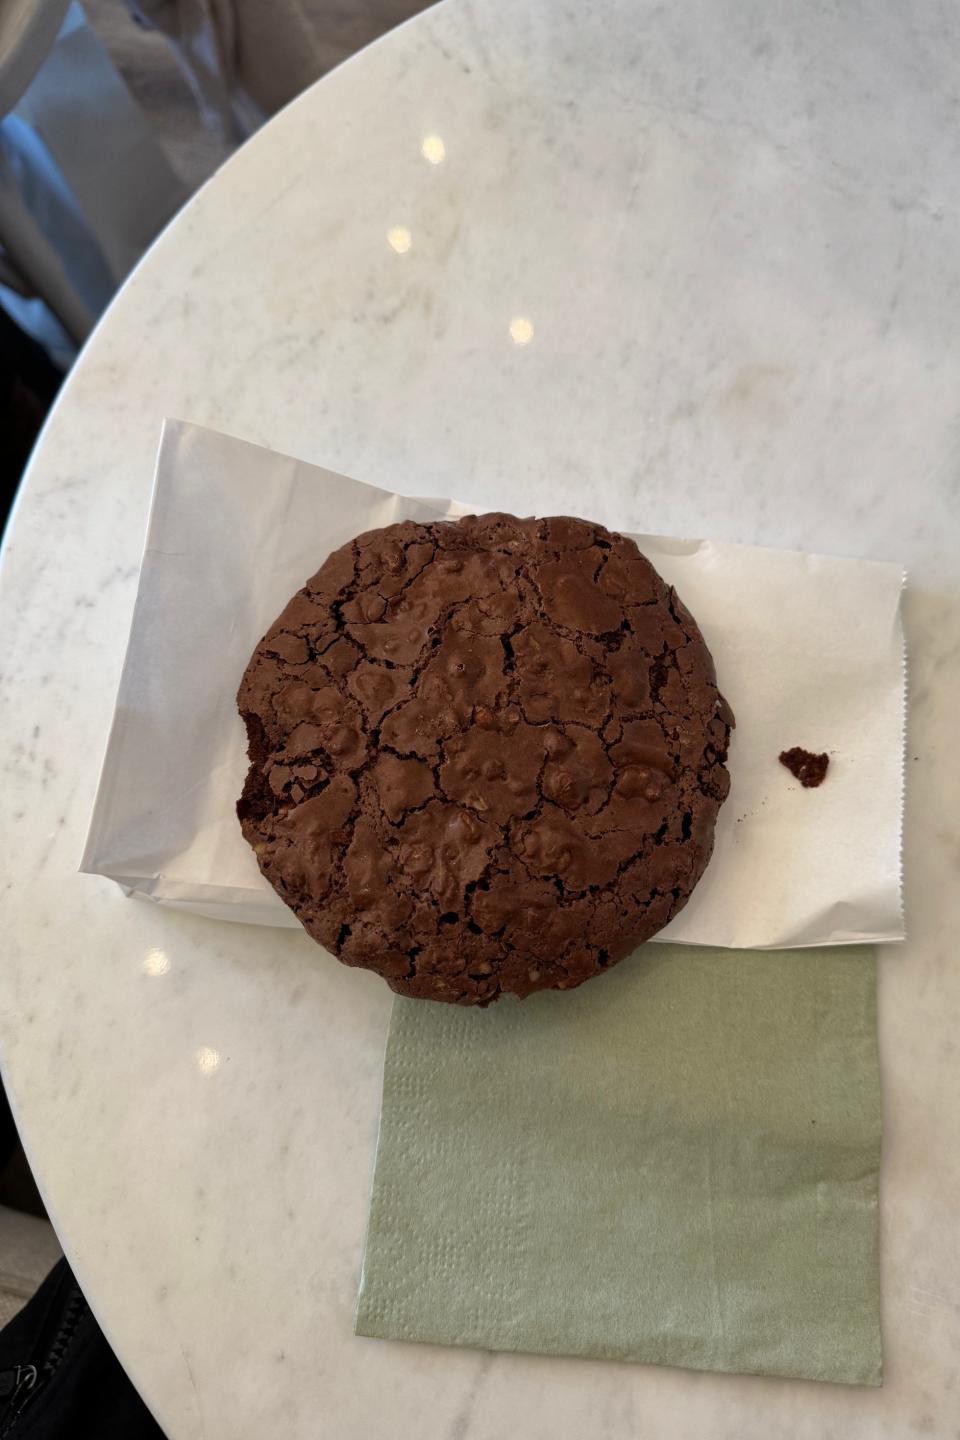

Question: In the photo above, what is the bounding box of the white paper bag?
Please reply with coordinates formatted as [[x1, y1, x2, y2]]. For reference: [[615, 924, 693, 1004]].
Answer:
[[81, 420, 906, 949]]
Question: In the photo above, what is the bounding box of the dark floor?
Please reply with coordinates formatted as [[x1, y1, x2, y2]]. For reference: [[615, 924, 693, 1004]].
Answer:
[[0, 307, 64, 532], [1, 306, 61, 1220], [0, 1086, 46, 1221]]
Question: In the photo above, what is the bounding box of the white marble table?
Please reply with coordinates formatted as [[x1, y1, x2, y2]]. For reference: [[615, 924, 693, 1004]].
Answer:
[[2, 1, 959, 1435]]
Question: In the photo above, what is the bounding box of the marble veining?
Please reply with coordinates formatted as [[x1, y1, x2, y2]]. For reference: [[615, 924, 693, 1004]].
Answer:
[[1, 0, 959, 1436]]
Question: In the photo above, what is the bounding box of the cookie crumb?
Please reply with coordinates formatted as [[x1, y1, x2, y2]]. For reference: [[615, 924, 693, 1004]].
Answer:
[[779, 747, 829, 788]]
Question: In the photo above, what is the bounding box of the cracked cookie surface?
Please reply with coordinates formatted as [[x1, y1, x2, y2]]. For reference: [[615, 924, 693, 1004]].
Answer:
[[237, 513, 733, 1005]]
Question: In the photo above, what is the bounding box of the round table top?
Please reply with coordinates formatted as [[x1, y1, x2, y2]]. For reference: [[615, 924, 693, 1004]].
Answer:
[[3, 1, 959, 1435]]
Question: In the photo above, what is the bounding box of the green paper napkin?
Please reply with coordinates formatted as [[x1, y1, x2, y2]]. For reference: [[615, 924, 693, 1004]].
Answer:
[[356, 945, 881, 1385]]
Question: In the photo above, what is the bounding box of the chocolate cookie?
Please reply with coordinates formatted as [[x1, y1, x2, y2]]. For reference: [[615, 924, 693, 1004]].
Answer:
[[237, 514, 733, 1005]]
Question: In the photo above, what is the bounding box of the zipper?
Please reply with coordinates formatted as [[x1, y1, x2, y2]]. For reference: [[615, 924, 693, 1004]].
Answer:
[[0, 1281, 86, 1435], [0, 1370, 37, 1425]]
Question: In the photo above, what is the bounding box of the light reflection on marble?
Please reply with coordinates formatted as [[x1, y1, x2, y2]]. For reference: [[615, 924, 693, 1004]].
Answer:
[[509, 315, 535, 346], [386, 225, 412, 254], [420, 134, 445, 165], [142, 948, 170, 978], [1, 0, 959, 1437]]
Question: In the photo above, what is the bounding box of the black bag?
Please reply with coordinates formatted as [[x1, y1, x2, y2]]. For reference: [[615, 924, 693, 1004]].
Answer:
[[0, 1260, 165, 1438]]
